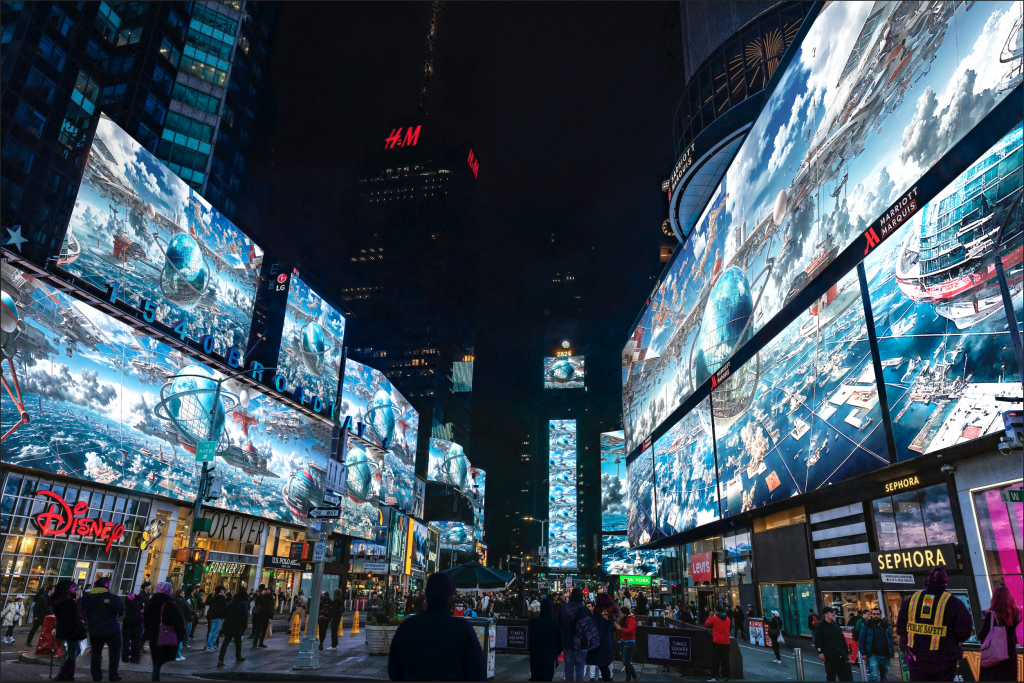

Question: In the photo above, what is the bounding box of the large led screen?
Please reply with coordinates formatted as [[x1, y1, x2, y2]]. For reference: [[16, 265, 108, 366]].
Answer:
[[337, 432, 384, 540], [602, 536, 664, 576], [468, 467, 486, 545], [351, 538, 387, 574], [339, 359, 420, 515], [410, 520, 429, 569], [622, 1, 1022, 452], [712, 266, 889, 518], [433, 521, 474, 553], [548, 419, 577, 569], [544, 355, 585, 389], [863, 124, 1023, 457], [427, 438, 470, 489], [0, 263, 332, 528], [626, 450, 657, 547], [60, 114, 263, 351], [600, 431, 627, 532], [654, 398, 719, 536], [278, 275, 345, 410]]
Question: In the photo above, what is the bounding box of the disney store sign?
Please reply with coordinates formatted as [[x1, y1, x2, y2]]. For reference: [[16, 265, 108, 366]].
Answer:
[[33, 491, 126, 552]]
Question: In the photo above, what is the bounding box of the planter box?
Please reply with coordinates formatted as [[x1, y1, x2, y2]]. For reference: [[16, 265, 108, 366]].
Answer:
[[365, 624, 399, 655]]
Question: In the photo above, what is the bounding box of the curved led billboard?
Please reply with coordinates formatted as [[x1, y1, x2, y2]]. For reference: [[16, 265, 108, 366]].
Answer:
[[548, 419, 577, 569], [433, 520, 474, 553], [278, 274, 345, 412], [427, 437, 471, 490], [468, 467, 486, 544], [622, 1, 1022, 452], [59, 114, 263, 352], [602, 536, 664, 577], [600, 431, 627, 532], [625, 449, 656, 547], [654, 397, 719, 536]]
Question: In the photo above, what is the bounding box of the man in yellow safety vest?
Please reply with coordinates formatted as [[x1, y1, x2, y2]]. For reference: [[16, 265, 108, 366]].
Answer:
[[895, 567, 973, 681]]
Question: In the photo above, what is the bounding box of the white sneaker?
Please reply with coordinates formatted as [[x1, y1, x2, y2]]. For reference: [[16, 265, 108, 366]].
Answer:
[[176, 655, 186, 661]]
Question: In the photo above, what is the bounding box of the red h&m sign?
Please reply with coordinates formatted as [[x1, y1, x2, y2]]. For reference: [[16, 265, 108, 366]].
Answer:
[[467, 149, 480, 178], [33, 491, 126, 552], [384, 125, 421, 149], [691, 551, 713, 583]]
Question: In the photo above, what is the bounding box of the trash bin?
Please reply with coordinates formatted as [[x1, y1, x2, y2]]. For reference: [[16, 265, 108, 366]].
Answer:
[[466, 617, 496, 680]]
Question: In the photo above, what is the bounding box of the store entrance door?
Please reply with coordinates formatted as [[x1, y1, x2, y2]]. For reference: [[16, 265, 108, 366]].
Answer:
[[74, 561, 91, 592], [92, 562, 117, 589], [698, 589, 716, 620]]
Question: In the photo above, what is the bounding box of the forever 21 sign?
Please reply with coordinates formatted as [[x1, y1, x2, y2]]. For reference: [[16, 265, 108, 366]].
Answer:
[[193, 511, 267, 545]]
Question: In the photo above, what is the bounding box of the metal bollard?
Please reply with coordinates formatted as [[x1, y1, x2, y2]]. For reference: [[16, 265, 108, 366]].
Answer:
[[794, 647, 805, 681], [858, 656, 868, 681]]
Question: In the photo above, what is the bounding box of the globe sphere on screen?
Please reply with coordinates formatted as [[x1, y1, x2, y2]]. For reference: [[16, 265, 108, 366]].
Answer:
[[364, 389, 396, 445], [166, 365, 226, 445], [283, 468, 321, 518], [345, 445, 377, 504], [161, 233, 208, 309], [299, 321, 327, 376], [693, 266, 755, 421], [446, 525, 469, 545], [547, 358, 576, 383], [443, 442, 469, 489], [1, 290, 19, 334]]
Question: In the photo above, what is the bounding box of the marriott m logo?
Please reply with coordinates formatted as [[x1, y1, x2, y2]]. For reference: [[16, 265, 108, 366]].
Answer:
[[863, 227, 881, 254]]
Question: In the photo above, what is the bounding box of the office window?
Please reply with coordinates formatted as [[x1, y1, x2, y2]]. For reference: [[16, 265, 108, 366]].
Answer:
[[37, 34, 66, 71], [94, 1, 121, 43], [47, 5, 74, 37], [151, 64, 173, 96], [25, 68, 56, 103], [179, 54, 227, 87], [115, 25, 142, 46], [171, 83, 220, 115], [143, 93, 166, 125], [166, 9, 186, 39], [85, 38, 107, 62], [73, 70, 99, 106], [1, 24, 16, 45], [164, 111, 214, 144], [99, 83, 126, 104], [14, 100, 46, 136], [104, 54, 133, 75], [1, 137, 35, 174], [159, 36, 180, 68]]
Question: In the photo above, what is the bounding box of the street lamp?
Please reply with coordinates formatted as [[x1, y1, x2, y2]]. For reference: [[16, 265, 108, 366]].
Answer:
[[522, 517, 548, 562]]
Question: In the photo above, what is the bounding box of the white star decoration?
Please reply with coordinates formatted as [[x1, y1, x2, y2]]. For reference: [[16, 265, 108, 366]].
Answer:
[[3, 225, 28, 252]]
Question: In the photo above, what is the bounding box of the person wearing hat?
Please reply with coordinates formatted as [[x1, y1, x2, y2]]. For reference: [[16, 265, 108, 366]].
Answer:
[[814, 605, 852, 681], [895, 567, 973, 681], [80, 576, 125, 682], [767, 609, 784, 664]]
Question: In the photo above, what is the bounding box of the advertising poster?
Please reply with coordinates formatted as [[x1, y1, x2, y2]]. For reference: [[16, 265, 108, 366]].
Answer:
[[548, 419, 577, 569], [748, 617, 766, 647], [543, 355, 585, 389], [600, 431, 627, 532], [277, 275, 345, 410], [468, 466, 486, 545], [1, 264, 330, 527], [654, 399, 719, 536], [59, 114, 263, 351], [433, 521, 474, 553], [626, 450, 657, 547], [388, 510, 407, 565], [336, 431, 384, 539], [351, 538, 388, 574], [622, 1, 1022, 452], [410, 520, 429, 569], [427, 437, 470, 490], [338, 360, 420, 515], [601, 536, 664, 576]]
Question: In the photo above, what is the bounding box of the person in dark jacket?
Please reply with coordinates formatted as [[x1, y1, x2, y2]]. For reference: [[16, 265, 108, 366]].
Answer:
[[387, 572, 485, 681], [767, 609, 784, 664], [317, 592, 333, 650], [26, 583, 54, 646], [587, 593, 620, 681], [144, 582, 185, 682], [527, 597, 562, 681], [326, 589, 345, 650], [556, 588, 591, 681], [895, 567, 973, 682], [633, 591, 649, 616], [732, 604, 746, 641], [814, 606, 852, 682], [204, 586, 228, 652], [217, 591, 249, 667], [121, 588, 146, 663], [250, 586, 274, 648], [172, 589, 193, 660], [49, 580, 87, 681], [80, 576, 125, 682], [857, 606, 894, 682]]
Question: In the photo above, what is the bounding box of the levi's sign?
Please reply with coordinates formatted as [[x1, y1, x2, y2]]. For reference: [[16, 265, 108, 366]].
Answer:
[[872, 543, 958, 574]]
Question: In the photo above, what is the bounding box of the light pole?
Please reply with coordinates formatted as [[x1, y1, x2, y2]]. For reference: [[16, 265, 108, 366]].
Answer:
[[522, 517, 548, 565]]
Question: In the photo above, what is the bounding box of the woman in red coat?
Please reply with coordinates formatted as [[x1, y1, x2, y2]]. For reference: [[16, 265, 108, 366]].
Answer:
[[618, 606, 639, 681]]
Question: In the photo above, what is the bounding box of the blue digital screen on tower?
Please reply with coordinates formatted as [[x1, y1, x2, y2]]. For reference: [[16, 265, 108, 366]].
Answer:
[[544, 356, 584, 389], [548, 419, 577, 569], [600, 431, 627, 533], [427, 438, 471, 490]]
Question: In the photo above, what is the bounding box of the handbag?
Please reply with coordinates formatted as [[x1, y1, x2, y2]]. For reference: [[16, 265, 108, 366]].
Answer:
[[157, 603, 178, 647], [980, 612, 1009, 667]]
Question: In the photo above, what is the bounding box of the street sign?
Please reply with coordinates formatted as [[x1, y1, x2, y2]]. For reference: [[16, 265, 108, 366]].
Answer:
[[196, 441, 217, 463], [312, 541, 326, 563], [325, 459, 346, 496], [322, 491, 340, 506], [881, 573, 915, 584], [306, 506, 341, 520], [1001, 489, 1023, 503]]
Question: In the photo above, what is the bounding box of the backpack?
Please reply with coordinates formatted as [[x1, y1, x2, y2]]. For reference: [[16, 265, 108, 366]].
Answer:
[[574, 615, 601, 651]]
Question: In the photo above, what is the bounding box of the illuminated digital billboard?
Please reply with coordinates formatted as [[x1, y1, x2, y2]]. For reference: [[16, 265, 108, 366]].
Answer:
[[626, 449, 657, 547], [622, 1, 1022, 453], [410, 520, 430, 569], [0, 263, 336, 529], [59, 114, 263, 352], [544, 356, 585, 389], [468, 467, 486, 545], [548, 419, 577, 569], [655, 398, 719, 536], [338, 359, 420, 515], [337, 431, 384, 540], [433, 521, 474, 553], [427, 438, 471, 490], [600, 431, 627, 532], [602, 536, 664, 577], [276, 274, 345, 412]]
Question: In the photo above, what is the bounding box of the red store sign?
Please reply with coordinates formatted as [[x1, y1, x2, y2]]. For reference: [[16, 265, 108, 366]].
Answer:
[[33, 491, 126, 552], [690, 551, 713, 583]]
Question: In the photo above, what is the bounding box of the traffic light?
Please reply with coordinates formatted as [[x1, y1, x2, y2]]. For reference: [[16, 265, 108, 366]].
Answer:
[[205, 471, 223, 500], [182, 563, 203, 586], [189, 548, 207, 564]]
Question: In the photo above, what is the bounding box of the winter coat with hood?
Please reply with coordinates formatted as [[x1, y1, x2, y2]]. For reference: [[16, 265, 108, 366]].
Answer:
[[527, 598, 562, 662], [122, 591, 145, 627], [143, 592, 185, 663], [221, 595, 250, 636], [557, 595, 591, 651], [205, 592, 228, 620], [49, 590, 87, 643], [705, 609, 732, 645], [80, 586, 124, 637]]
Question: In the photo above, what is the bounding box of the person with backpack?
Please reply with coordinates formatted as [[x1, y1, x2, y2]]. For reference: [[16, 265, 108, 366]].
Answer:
[[977, 585, 1020, 682], [121, 587, 146, 663], [705, 603, 732, 682], [618, 606, 639, 682], [557, 588, 592, 681], [586, 593, 620, 681], [81, 576, 125, 682]]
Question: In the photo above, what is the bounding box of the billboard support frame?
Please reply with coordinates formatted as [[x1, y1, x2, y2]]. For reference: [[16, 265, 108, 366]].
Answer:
[[857, 262, 898, 465]]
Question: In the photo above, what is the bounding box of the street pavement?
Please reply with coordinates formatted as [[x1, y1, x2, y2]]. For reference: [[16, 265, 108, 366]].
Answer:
[[1, 626, 836, 681]]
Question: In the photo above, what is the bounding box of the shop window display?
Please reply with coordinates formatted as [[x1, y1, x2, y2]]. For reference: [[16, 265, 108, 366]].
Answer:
[[871, 483, 958, 551], [760, 581, 816, 637]]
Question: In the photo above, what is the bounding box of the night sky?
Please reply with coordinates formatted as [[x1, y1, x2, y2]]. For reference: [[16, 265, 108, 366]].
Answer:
[[247, 2, 686, 554]]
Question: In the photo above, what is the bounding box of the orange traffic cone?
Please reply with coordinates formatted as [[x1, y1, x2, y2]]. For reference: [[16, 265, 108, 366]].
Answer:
[[337, 616, 345, 638], [288, 612, 301, 644], [351, 610, 360, 635]]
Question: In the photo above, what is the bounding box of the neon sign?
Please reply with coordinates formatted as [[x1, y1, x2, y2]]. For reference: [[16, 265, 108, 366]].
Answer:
[[33, 491, 126, 552], [467, 149, 479, 178], [384, 125, 421, 149]]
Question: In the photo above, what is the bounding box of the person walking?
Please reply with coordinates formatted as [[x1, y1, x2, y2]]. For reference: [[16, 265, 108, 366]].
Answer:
[[556, 588, 591, 681], [326, 589, 345, 650], [814, 606, 852, 682], [1, 596, 23, 644], [618, 606, 639, 682], [977, 585, 1021, 682], [705, 603, 732, 682], [731, 604, 746, 642], [49, 581, 88, 681], [121, 587, 146, 663], [527, 597, 562, 681], [387, 573, 486, 680], [895, 567, 973, 681], [858, 606, 894, 682], [587, 593, 620, 682], [204, 586, 227, 652], [26, 584, 54, 646], [80, 576, 125, 682], [217, 591, 249, 667], [317, 592, 333, 650], [143, 582, 185, 682], [807, 607, 820, 633], [250, 586, 270, 649], [767, 609, 784, 664], [172, 589, 192, 660]]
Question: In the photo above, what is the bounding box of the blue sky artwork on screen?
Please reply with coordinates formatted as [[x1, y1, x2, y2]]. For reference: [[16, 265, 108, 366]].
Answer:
[[544, 355, 585, 389], [60, 114, 263, 351], [712, 266, 889, 519], [622, 1, 1022, 453], [654, 398, 719, 536], [278, 275, 345, 410], [468, 467, 486, 545], [433, 521, 474, 553], [600, 431, 627, 533], [548, 419, 577, 569], [411, 520, 429, 569], [626, 449, 658, 546], [427, 438, 470, 490], [338, 359, 419, 515], [0, 263, 332, 528], [602, 536, 664, 577], [862, 124, 1023, 457]]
